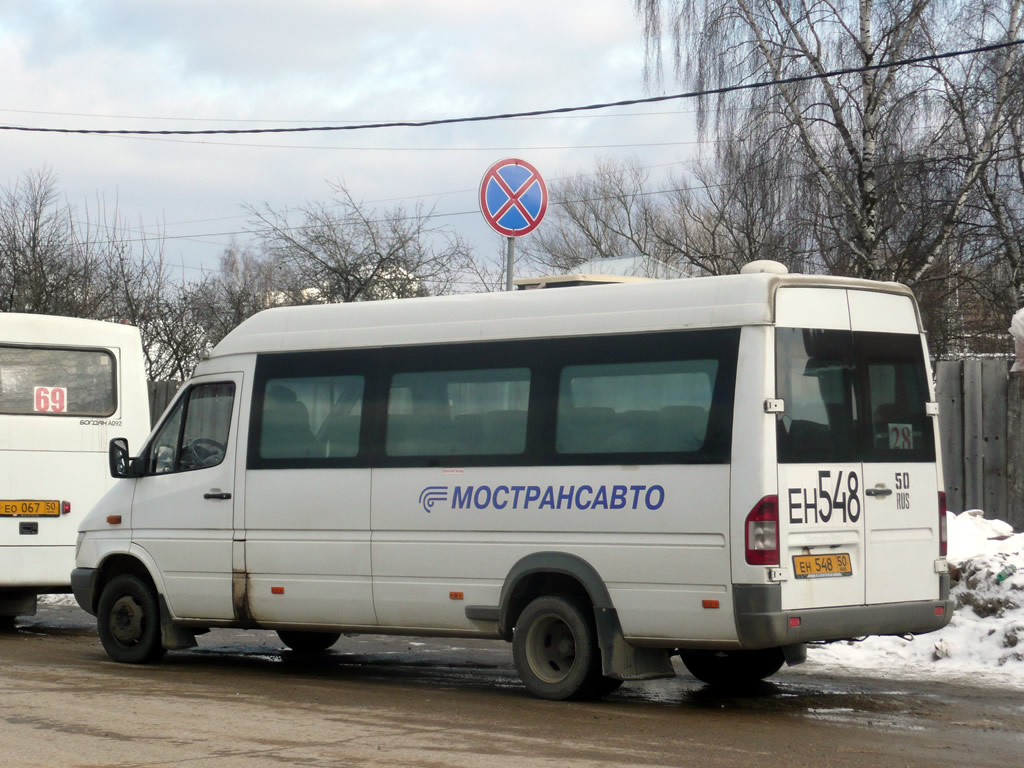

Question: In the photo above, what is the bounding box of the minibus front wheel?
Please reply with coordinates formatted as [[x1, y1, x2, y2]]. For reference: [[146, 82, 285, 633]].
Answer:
[[97, 574, 167, 664]]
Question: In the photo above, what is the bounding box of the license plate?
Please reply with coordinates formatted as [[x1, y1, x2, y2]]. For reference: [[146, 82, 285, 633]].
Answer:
[[793, 552, 853, 579], [0, 500, 60, 517]]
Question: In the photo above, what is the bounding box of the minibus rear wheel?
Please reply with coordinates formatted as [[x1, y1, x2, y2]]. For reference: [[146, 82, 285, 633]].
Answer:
[[97, 574, 166, 664], [277, 630, 341, 654], [513, 594, 600, 701], [679, 647, 784, 688]]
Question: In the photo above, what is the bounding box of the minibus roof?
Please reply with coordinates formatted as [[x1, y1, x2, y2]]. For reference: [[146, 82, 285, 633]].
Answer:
[[208, 272, 917, 359]]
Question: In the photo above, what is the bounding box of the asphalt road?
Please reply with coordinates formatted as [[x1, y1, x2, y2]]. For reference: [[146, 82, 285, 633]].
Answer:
[[0, 602, 1021, 767]]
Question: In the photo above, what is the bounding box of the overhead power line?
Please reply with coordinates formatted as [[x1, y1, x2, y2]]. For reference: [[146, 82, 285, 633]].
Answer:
[[1, 40, 1020, 137]]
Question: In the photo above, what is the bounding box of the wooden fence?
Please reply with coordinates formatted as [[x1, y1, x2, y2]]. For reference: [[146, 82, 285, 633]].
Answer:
[[146, 380, 182, 426], [935, 359, 1024, 531]]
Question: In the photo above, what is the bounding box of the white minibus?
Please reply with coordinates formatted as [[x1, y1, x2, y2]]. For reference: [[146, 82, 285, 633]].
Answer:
[[1, 313, 149, 624], [72, 262, 952, 700]]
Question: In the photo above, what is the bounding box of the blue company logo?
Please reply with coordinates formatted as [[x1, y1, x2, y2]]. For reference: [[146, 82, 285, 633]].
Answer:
[[418, 483, 665, 513], [419, 486, 449, 512]]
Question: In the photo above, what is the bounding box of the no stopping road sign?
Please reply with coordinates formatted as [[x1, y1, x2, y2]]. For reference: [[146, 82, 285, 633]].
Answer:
[[479, 158, 548, 237]]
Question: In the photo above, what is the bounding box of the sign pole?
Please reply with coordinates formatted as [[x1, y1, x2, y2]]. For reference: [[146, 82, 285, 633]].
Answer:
[[505, 236, 515, 292]]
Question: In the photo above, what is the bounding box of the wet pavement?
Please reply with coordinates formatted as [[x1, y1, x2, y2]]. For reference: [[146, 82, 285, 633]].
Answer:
[[1, 602, 1022, 766]]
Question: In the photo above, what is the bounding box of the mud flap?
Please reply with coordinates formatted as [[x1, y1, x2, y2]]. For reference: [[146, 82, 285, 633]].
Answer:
[[783, 643, 807, 666], [594, 606, 675, 680], [158, 594, 197, 650], [0, 592, 36, 617]]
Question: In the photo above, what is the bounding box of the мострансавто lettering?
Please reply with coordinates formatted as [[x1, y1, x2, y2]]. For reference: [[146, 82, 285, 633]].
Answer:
[[419, 484, 666, 513]]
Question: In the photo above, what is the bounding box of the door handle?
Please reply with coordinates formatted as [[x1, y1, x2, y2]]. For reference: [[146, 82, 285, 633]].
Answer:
[[865, 486, 892, 497], [203, 491, 232, 500]]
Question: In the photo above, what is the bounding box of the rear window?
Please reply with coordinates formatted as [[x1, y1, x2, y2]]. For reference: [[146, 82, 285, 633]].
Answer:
[[0, 345, 116, 416], [776, 329, 934, 463]]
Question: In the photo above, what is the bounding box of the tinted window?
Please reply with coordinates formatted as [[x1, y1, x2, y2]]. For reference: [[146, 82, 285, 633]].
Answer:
[[259, 376, 364, 459], [776, 329, 934, 463], [860, 334, 935, 462], [0, 346, 116, 416], [775, 329, 858, 462], [386, 368, 529, 456], [556, 360, 717, 454], [247, 328, 739, 469]]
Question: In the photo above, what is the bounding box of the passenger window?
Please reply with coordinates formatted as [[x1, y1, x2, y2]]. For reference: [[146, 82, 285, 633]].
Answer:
[[386, 368, 530, 456], [259, 376, 364, 459], [556, 360, 717, 454], [148, 382, 235, 474]]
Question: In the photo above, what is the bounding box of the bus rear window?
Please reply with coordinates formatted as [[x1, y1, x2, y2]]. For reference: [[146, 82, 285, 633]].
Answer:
[[0, 346, 116, 417], [775, 329, 934, 463]]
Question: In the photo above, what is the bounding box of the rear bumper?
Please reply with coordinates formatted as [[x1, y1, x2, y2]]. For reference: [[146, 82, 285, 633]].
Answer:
[[71, 567, 98, 616], [734, 574, 953, 648]]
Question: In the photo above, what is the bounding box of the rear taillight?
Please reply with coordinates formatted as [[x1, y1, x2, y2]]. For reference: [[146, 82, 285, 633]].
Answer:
[[938, 491, 947, 557], [745, 495, 779, 565], [62, 500, 71, 515]]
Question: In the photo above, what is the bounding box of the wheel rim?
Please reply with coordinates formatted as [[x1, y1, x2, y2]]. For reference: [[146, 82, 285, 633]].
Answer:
[[525, 612, 577, 684], [109, 594, 145, 646]]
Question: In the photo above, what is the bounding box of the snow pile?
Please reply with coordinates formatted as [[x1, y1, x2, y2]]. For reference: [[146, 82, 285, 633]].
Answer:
[[806, 509, 1024, 687]]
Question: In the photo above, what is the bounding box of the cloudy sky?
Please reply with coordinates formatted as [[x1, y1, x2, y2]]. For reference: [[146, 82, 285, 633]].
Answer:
[[1, 1, 699, 281]]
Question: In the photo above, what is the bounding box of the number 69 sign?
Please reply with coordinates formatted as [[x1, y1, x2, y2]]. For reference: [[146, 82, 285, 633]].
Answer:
[[34, 386, 67, 413]]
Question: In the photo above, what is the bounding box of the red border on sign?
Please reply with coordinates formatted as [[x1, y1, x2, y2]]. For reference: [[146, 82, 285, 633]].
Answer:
[[478, 158, 548, 237]]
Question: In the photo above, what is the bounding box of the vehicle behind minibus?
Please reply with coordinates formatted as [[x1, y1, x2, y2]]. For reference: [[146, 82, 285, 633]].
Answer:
[[1, 314, 149, 623]]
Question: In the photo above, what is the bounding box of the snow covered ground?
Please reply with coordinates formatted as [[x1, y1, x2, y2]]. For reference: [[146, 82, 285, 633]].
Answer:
[[803, 509, 1024, 689]]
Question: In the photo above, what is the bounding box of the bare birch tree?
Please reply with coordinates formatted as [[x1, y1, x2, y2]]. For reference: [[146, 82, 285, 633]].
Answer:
[[633, 0, 1022, 285]]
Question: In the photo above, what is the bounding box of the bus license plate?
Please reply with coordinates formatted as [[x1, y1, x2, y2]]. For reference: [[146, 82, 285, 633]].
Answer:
[[0, 500, 60, 517], [793, 553, 853, 579]]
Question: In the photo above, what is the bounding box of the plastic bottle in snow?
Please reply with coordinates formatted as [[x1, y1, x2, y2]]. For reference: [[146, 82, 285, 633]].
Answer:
[[995, 564, 1017, 582]]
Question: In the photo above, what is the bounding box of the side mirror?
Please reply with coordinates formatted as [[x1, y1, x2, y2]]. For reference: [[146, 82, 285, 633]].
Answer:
[[108, 438, 136, 478]]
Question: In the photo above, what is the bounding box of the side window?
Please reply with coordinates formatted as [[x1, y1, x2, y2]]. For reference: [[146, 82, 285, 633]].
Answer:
[[258, 375, 364, 460], [147, 382, 235, 474], [556, 360, 718, 454], [386, 368, 530, 456]]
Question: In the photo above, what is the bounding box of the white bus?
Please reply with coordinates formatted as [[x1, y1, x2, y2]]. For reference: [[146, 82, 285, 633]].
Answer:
[[73, 262, 952, 700], [1, 314, 149, 624]]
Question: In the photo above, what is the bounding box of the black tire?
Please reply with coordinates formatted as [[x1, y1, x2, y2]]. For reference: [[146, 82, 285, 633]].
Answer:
[[0, 615, 16, 631], [680, 647, 785, 688], [96, 574, 166, 664], [277, 630, 341, 654], [513, 595, 600, 701]]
